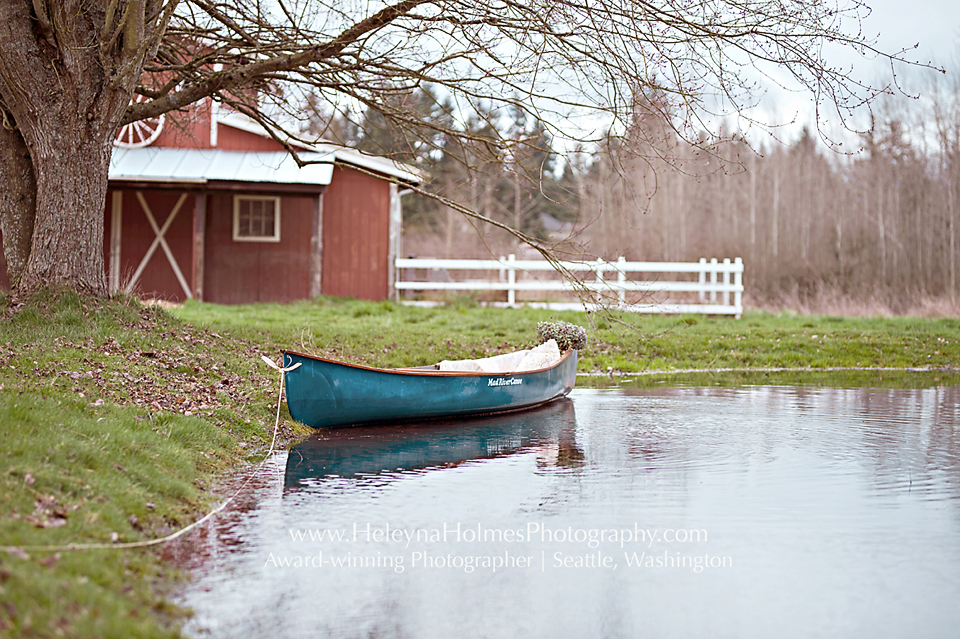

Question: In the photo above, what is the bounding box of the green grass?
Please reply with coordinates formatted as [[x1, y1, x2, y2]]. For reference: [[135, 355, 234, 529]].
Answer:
[[171, 297, 960, 376], [3, 291, 960, 637], [583, 311, 960, 375], [0, 290, 309, 638]]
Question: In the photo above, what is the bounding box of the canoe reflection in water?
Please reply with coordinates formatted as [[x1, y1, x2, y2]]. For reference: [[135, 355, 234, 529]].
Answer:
[[284, 397, 582, 490]]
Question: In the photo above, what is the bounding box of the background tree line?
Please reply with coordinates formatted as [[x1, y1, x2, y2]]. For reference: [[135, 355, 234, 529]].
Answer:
[[0, 0, 928, 299], [308, 66, 960, 314]]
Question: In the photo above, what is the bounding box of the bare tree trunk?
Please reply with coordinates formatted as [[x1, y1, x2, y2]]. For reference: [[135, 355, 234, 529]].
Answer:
[[482, 168, 496, 249], [513, 163, 522, 249], [675, 169, 685, 259], [18, 127, 117, 295], [599, 152, 610, 257], [772, 167, 780, 258], [835, 202, 844, 282], [892, 182, 900, 290], [660, 169, 672, 261], [444, 205, 455, 257], [0, 123, 35, 286], [878, 183, 886, 283], [949, 179, 957, 297], [573, 152, 587, 250], [800, 156, 810, 263], [749, 152, 757, 250], [0, 1, 158, 298]]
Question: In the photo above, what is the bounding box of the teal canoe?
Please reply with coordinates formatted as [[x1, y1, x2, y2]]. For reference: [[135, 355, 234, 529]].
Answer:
[[281, 349, 577, 429]]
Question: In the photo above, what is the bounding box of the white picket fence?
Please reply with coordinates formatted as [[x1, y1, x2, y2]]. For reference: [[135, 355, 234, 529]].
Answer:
[[395, 255, 744, 316]]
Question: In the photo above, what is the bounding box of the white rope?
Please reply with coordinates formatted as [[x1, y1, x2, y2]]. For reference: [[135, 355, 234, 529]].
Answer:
[[1, 356, 301, 555], [260, 356, 300, 459]]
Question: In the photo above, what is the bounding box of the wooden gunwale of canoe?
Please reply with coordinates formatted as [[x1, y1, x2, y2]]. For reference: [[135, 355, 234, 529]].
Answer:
[[280, 349, 576, 376]]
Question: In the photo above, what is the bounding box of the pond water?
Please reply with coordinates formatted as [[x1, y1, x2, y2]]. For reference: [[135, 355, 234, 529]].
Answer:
[[172, 384, 960, 639]]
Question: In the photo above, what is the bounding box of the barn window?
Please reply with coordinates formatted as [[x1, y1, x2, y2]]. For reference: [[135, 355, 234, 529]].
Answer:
[[233, 196, 281, 242]]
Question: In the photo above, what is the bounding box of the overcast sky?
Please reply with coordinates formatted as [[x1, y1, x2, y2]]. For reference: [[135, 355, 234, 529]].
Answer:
[[745, 0, 960, 148], [865, 0, 959, 67]]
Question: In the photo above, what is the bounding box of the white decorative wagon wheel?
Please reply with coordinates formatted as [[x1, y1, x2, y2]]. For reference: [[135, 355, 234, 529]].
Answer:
[[114, 94, 165, 148]]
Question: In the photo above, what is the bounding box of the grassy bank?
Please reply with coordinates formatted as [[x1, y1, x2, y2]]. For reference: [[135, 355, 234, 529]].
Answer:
[[2, 292, 959, 638], [0, 292, 309, 638]]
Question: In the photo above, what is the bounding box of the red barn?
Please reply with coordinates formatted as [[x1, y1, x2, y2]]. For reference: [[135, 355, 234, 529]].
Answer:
[[1, 102, 418, 303]]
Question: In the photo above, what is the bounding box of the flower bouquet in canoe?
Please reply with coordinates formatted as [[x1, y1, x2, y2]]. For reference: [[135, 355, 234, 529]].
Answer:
[[281, 321, 587, 428]]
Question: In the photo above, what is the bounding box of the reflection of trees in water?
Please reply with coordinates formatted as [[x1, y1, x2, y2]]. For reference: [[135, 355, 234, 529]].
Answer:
[[793, 385, 960, 505], [556, 437, 586, 468], [850, 386, 960, 504], [612, 385, 960, 508], [535, 414, 585, 469], [160, 457, 285, 571], [932, 387, 960, 507]]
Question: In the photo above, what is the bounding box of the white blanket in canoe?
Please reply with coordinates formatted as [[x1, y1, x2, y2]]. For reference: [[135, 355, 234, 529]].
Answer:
[[438, 339, 561, 373]]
